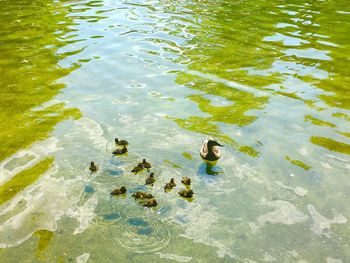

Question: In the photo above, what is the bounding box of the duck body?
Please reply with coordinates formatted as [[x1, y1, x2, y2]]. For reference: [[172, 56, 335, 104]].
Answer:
[[164, 178, 176, 191], [141, 159, 151, 171], [142, 198, 158, 207], [131, 163, 144, 174], [178, 189, 194, 198], [112, 145, 128, 155], [89, 162, 97, 172], [181, 177, 191, 186], [110, 186, 127, 195], [200, 138, 224, 162], [145, 173, 156, 186], [115, 138, 129, 146], [132, 191, 154, 199]]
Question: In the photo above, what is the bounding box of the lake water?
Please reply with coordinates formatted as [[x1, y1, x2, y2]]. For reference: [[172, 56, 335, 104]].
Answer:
[[1, 0, 350, 262]]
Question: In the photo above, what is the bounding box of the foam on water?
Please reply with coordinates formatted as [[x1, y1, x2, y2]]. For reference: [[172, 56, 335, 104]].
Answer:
[[76, 253, 90, 263], [251, 200, 308, 234], [69, 194, 99, 235], [175, 203, 237, 259], [275, 181, 308, 197], [326, 258, 343, 263], [155, 252, 192, 262], [75, 117, 111, 152], [307, 204, 347, 236]]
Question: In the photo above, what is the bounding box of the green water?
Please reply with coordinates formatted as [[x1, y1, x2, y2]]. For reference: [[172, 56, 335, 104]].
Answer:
[[0, 0, 349, 262]]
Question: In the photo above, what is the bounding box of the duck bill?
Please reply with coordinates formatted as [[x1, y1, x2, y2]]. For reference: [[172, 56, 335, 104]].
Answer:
[[217, 143, 224, 147]]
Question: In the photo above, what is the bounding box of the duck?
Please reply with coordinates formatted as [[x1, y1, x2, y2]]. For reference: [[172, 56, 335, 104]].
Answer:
[[164, 178, 176, 191], [141, 159, 151, 171], [200, 137, 224, 162], [142, 198, 158, 207], [145, 172, 156, 186], [115, 138, 129, 146], [131, 163, 144, 174], [110, 186, 127, 195], [178, 189, 194, 198], [181, 176, 191, 186], [112, 145, 128, 155], [132, 191, 154, 199], [89, 162, 98, 172]]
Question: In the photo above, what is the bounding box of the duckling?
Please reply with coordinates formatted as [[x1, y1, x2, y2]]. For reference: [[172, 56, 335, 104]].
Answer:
[[112, 145, 128, 155], [200, 137, 224, 162], [110, 186, 127, 195], [115, 138, 129, 146], [142, 198, 158, 207], [132, 191, 154, 199], [89, 162, 98, 172], [131, 163, 144, 174], [145, 172, 156, 186], [178, 189, 194, 198], [181, 177, 191, 186], [141, 159, 151, 171], [164, 178, 176, 191]]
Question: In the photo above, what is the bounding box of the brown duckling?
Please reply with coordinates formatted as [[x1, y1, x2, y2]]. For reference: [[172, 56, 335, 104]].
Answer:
[[110, 186, 127, 195], [89, 161, 98, 172], [164, 178, 176, 191], [142, 198, 158, 207], [141, 159, 151, 171], [115, 138, 129, 146], [178, 189, 194, 198], [181, 177, 191, 186], [145, 172, 156, 186], [132, 191, 154, 199], [131, 163, 144, 174], [112, 145, 128, 155]]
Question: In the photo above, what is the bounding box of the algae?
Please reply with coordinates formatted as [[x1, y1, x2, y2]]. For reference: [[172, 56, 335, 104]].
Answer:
[[285, 155, 311, 170], [0, 157, 54, 205], [310, 136, 350, 155]]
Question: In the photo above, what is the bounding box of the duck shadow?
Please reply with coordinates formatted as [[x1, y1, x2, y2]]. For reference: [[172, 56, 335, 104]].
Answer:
[[197, 163, 224, 181]]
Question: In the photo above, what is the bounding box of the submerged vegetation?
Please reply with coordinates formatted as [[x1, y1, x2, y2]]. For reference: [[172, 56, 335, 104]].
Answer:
[[0, 0, 81, 161]]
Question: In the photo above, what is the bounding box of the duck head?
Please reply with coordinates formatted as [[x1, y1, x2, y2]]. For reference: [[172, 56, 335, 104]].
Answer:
[[207, 139, 224, 149], [120, 186, 127, 194]]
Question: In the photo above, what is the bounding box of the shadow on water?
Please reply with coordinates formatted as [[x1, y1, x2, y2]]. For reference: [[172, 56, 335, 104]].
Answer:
[[197, 162, 224, 177]]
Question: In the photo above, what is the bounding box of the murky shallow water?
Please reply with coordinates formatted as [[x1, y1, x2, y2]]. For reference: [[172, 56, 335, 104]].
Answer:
[[1, 0, 350, 262]]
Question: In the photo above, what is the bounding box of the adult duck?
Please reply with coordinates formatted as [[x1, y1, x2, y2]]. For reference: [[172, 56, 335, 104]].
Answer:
[[199, 137, 224, 163]]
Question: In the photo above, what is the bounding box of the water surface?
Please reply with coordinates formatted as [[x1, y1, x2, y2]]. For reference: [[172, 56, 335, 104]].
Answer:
[[1, 0, 350, 262]]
